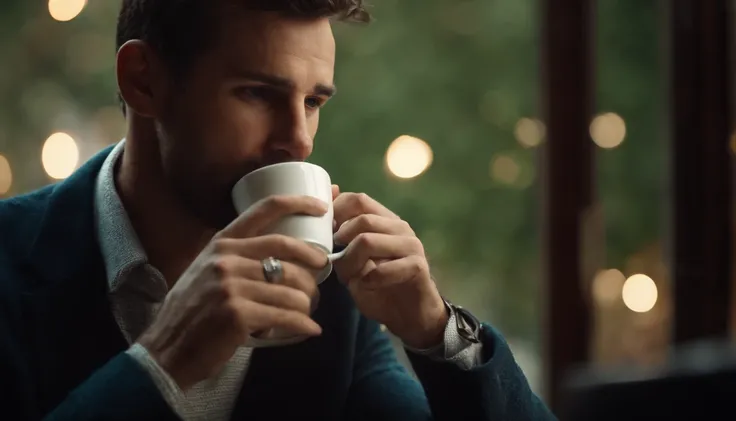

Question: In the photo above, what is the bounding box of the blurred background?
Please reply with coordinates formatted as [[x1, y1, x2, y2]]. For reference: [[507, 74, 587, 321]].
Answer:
[[1, 0, 733, 415]]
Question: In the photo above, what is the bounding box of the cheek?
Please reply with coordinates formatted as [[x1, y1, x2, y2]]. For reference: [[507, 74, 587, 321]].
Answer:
[[212, 94, 273, 155], [308, 112, 320, 138], [160, 91, 216, 154], [164, 90, 274, 184], [157, 87, 250, 200], [199, 105, 271, 183], [233, 111, 271, 155], [159, 118, 234, 191], [166, 111, 257, 184]]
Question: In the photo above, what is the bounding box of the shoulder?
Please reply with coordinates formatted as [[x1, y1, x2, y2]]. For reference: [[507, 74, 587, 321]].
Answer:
[[0, 186, 55, 255], [0, 185, 56, 292]]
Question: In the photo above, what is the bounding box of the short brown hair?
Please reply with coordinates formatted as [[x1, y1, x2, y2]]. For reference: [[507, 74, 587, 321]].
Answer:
[[246, 0, 371, 21], [116, 0, 370, 68], [115, 1, 370, 111]]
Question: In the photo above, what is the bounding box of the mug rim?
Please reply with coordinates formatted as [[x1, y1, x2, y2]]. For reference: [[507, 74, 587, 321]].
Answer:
[[242, 161, 329, 180]]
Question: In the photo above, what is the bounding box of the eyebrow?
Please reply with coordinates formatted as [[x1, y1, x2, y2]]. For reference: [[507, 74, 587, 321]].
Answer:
[[233, 70, 336, 97]]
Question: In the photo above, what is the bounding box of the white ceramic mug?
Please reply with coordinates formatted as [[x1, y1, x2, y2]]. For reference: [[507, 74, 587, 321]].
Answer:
[[231, 162, 344, 347]]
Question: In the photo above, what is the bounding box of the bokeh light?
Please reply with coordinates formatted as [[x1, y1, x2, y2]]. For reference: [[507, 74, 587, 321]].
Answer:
[[42, 132, 79, 180], [514, 118, 546, 148], [48, 0, 87, 22], [0, 155, 12, 195], [385, 135, 433, 179], [590, 112, 626, 149], [592, 268, 626, 306], [621, 273, 658, 313], [490, 154, 521, 184]]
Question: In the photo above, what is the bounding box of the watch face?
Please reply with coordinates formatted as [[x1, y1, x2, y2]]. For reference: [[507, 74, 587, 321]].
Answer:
[[454, 307, 481, 343], [441, 297, 481, 343]]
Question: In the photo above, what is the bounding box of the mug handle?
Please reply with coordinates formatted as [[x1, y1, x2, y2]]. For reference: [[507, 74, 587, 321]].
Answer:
[[327, 248, 347, 262]]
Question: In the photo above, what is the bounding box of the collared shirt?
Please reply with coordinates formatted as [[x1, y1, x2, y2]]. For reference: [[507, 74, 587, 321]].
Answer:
[[94, 140, 482, 421]]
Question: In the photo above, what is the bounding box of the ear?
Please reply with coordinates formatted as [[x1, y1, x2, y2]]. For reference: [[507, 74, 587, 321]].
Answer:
[[116, 40, 167, 118]]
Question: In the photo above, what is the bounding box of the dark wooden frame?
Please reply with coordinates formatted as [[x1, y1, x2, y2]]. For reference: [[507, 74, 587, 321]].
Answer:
[[541, 0, 734, 412], [668, 0, 733, 345], [540, 0, 595, 411]]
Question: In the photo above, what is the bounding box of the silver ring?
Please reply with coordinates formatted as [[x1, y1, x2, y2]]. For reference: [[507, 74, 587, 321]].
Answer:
[[261, 257, 283, 283]]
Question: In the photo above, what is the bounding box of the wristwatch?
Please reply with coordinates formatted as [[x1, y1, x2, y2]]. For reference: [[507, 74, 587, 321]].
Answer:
[[443, 298, 482, 344]]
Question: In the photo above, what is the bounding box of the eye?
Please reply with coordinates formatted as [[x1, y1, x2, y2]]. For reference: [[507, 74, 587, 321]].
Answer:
[[305, 96, 324, 110], [235, 86, 271, 102]]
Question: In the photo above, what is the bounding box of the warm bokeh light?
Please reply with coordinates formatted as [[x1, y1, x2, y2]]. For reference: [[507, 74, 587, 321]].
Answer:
[[514, 118, 546, 148], [48, 0, 87, 22], [590, 112, 626, 149], [42, 132, 79, 180], [622, 273, 658, 313], [592, 268, 626, 306], [385, 135, 433, 179], [490, 154, 521, 184], [0, 155, 12, 195]]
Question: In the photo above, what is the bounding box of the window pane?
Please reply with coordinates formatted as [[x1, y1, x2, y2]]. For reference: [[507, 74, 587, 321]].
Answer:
[[592, 0, 670, 366]]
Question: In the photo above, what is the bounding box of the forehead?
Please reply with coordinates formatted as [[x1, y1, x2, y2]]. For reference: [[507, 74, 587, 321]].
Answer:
[[209, 10, 336, 83]]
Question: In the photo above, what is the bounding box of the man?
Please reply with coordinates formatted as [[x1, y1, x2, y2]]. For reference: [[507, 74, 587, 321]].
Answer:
[[0, 1, 556, 420]]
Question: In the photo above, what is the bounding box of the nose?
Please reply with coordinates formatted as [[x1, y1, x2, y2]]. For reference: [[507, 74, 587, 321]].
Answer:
[[270, 102, 313, 161]]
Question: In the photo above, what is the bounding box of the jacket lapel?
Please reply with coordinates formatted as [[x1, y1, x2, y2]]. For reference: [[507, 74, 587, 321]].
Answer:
[[19, 147, 128, 412]]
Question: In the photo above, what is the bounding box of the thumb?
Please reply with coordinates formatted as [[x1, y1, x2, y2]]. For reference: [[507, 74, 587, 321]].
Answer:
[[331, 184, 340, 200]]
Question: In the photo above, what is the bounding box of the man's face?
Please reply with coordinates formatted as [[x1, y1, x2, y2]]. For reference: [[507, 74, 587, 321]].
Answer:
[[153, 11, 336, 229]]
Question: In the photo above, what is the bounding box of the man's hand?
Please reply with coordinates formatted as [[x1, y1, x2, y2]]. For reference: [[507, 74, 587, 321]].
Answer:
[[331, 186, 448, 350], [137, 195, 330, 391]]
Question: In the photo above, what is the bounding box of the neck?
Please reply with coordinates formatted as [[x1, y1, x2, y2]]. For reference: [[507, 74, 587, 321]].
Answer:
[[116, 124, 215, 286]]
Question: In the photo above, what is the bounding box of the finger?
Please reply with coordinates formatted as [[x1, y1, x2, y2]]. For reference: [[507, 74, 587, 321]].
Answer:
[[361, 255, 429, 289], [332, 184, 340, 200], [339, 258, 378, 285], [333, 193, 398, 228], [219, 195, 328, 239], [335, 233, 423, 280], [249, 259, 320, 299], [207, 254, 321, 298], [213, 235, 329, 269], [240, 279, 313, 315], [331, 185, 339, 230], [334, 214, 415, 245], [234, 299, 322, 336]]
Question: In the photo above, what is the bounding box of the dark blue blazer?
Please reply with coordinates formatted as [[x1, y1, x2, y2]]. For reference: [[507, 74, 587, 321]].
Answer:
[[0, 147, 556, 420]]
